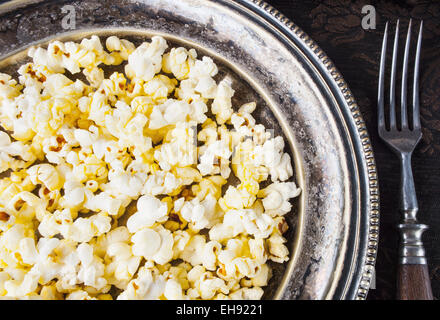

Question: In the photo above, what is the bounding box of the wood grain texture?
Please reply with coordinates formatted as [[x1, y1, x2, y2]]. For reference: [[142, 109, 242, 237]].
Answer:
[[398, 264, 433, 300], [265, 0, 440, 299]]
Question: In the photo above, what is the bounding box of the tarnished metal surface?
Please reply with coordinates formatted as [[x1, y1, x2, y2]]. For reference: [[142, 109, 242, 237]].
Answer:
[[0, 0, 379, 299]]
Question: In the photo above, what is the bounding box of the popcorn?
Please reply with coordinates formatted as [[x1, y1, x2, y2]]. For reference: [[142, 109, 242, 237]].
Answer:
[[132, 225, 174, 265], [173, 167, 202, 186], [229, 287, 264, 300], [258, 182, 301, 216], [61, 180, 86, 208], [172, 230, 191, 259], [27, 163, 62, 191], [191, 176, 227, 202], [251, 264, 271, 287], [189, 56, 218, 79], [38, 208, 111, 243], [211, 79, 234, 124], [154, 121, 198, 170], [248, 238, 267, 265], [148, 99, 192, 130], [180, 235, 207, 266], [104, 101, 153, 157], [164, 278, 184, 300], [84, 192, 125, 216], [105, 241, 141, 289], [2, 224, 27, 252], [0, 134, 37, 172], [43, 73, 84, 99], [231, 139, 269, 185], [142, 170, 182, 196], [179, 194, 218, 231], [214, 238, 266, 282], [83, 67, 104, 88], [202, 240, 222, 271], [209, 209, 275, 241], [66, 290, 97, 300], [28, 44, 64, 73], [126, 195, 168, 233], [117, 266, 166, 300], [126, 36, 168, 81], [0, 73, 21, 100], [87, 91, 112, 126], [17, 238, 38, 266], [197, 130, 232, 179], [0, 35, 299, 300], [143, 75, 177, 103], [94, 226, 131, 257], [267, 233, 289, 263], [198, 275, 228, 299], [76, 243, 107, 290], [162, 47, 197, 80], [221, 185, 253, 210], [3, 273, 39, 298], [8, 191, 45, 221], [101, 164, 147, 199], [186, 267, 228, 299], [106, 36, 136, 61], [40, 285, 63, 300], [254, 137, 294, 182]]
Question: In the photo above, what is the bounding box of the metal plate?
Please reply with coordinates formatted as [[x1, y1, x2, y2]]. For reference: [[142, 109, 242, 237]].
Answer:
[[0, 0, 379, 299]]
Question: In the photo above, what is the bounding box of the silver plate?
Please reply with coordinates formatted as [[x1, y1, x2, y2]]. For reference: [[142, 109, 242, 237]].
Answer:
[[0, 0, 379, 299]]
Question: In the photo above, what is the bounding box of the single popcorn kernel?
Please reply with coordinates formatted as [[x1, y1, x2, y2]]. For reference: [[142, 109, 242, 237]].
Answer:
[[13, 199, 25, 211], [278, 219, 289, 234], [0, 212, 10, 222]]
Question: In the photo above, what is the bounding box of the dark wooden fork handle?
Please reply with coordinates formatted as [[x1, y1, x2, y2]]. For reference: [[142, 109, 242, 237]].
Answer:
[[397, 264, 433, 300]]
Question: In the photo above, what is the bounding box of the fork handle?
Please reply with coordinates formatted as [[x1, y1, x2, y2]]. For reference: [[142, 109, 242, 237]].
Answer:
[[397, 223, 433, 300], [398, 264, 433, 300]]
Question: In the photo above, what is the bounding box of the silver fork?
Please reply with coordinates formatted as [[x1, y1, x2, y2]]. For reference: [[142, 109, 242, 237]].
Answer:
[[378, 19, 433, 300]]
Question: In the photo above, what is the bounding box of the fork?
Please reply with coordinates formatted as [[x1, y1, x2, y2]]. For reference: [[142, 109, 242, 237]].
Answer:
[[378, 19, 433, 300]]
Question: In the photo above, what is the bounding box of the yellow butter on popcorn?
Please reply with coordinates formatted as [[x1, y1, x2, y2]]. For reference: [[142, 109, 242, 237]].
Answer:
[[0, 35, 300, 300]]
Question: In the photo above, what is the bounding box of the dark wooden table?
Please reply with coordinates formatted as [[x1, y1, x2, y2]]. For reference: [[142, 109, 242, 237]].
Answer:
[[265, 0, 440, 300]]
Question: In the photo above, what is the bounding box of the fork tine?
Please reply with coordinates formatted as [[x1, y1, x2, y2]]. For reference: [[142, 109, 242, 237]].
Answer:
[[378, 21, 388, 131], [413, 20, 423, 130], [390, 20, 400, 130], [401, 19, 412, 130]]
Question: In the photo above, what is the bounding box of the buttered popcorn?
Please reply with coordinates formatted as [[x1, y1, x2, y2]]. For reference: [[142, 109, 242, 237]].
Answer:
[[0, 35, 301, 300]]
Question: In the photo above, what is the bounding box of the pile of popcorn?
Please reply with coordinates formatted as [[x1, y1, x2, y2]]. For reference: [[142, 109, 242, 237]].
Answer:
[[0, 35, 300, 300]]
